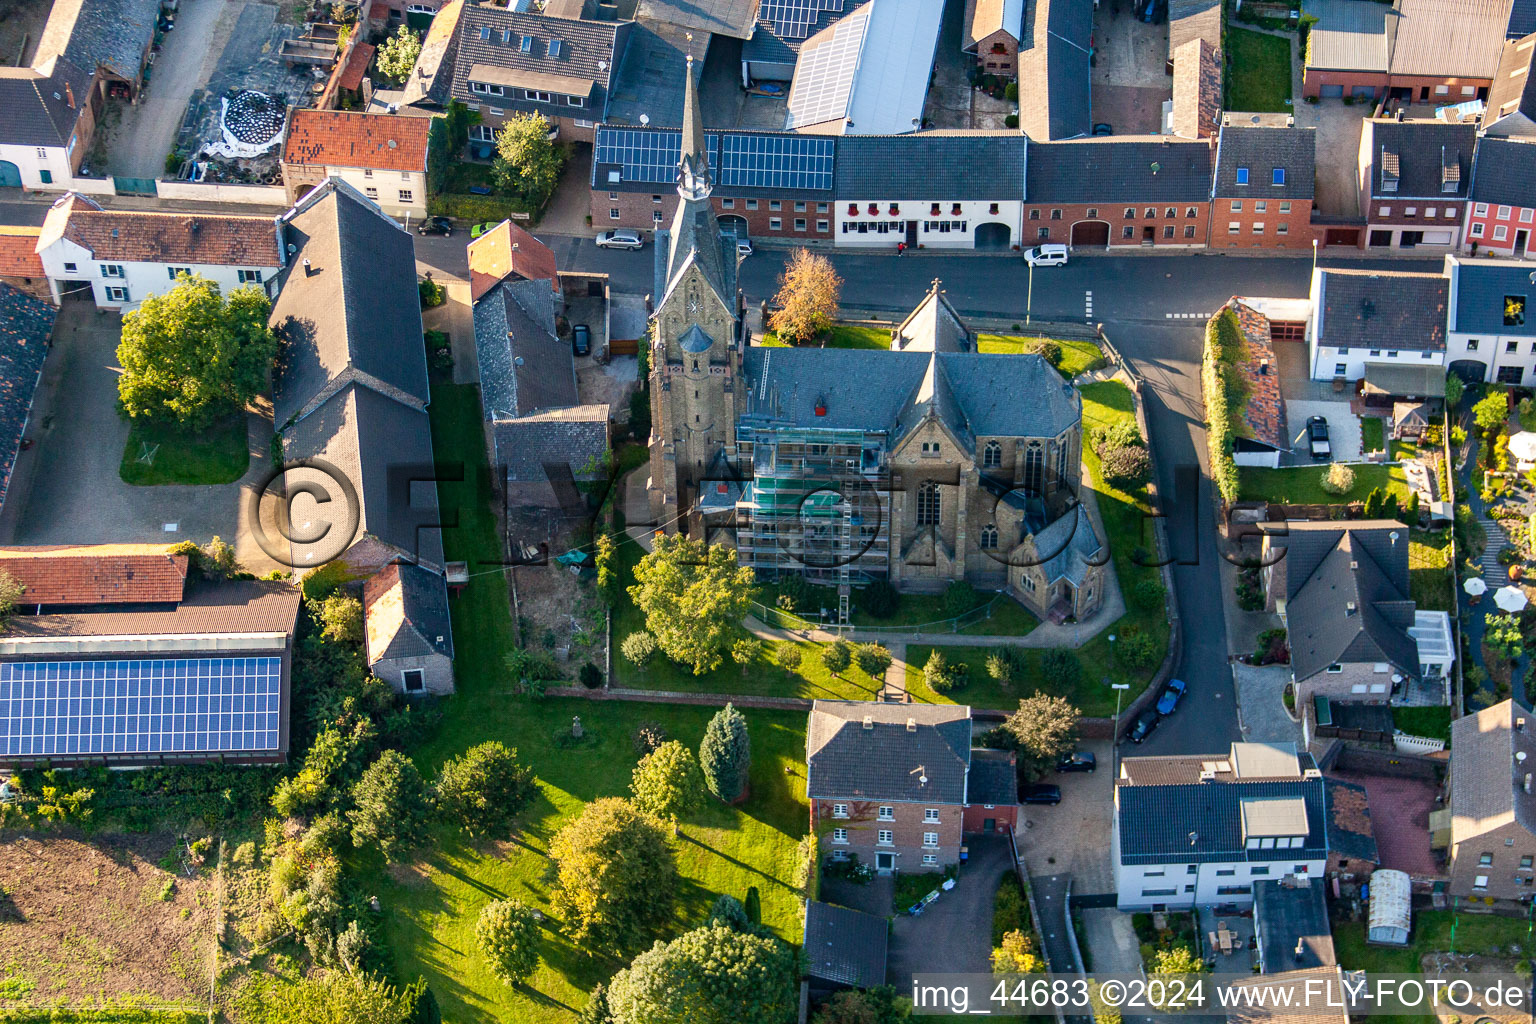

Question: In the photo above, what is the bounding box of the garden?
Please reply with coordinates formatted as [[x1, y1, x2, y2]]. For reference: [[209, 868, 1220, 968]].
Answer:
[[1225, 28, 1293, 114]]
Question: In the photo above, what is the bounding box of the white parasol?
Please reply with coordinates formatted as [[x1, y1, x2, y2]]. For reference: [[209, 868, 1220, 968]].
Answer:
[[1464, 577, 1488, 596], [1494, 585, 1529, 613]]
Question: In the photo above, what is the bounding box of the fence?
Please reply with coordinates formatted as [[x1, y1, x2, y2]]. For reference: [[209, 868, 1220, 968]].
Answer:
[[751, 595, 1003, 636], [1394, 732, 1447, 755]]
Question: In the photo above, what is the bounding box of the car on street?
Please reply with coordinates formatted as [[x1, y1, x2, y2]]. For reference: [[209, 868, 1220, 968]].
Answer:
[[470, 222, 499, 238], [416, 216, 453, 236], [736, 237, 754, 258], [1092, 123, 1114, 136], [1129, 708, 1159, 743], [1024, 243, 1069, 267], [571, 323, 591, 357], [1155, 678, 1188, 716], [1022, 783, 1062, 805], [1056, 751, 1096, 772], [597, 229, 645, 250], [1307, 416, 1332, 460]]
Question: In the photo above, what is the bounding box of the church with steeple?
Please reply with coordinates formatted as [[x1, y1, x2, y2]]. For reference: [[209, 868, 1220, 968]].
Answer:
[[644, 63, 1109, 625]]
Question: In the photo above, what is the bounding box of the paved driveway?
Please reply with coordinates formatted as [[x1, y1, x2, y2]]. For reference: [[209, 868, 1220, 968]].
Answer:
[[1233, 663, 1303, 745], [1285, 399, 1361, 462], [886, 835, 1014, 982], [1016, 740, 1116, 891]]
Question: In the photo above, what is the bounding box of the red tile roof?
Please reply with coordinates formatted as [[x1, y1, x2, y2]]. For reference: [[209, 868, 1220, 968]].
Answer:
[[0, 230, 44, 279], [1232, 299, 1288, 451], [0, 545, 189, 606], [40, 196, 282, 267], [468, 220, 559, 302], [338, 42, 376, 92], [283, 108, 431, 173]]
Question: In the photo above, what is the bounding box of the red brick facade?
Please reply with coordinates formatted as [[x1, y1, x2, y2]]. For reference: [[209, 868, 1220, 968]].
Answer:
[[961, 799, 1019, 834], [1021, 201, 1212, 248], [593, 189, 834, 240], [1303, 68, 1491, 101], [1364, 197, 1467, 248], [973, 30, 1020, 77], [1210, 196, 1319, 248], [813, 798, 966, 872]]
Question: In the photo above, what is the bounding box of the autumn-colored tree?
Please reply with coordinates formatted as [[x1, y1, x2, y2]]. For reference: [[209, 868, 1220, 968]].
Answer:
[[768, 248, 842, 344]]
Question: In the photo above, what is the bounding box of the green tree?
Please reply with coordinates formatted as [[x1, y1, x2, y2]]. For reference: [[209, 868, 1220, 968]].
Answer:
[[607, 922, 799, 1024], [811, 988, 913, 1024], [1487, 613, 1526, 659], [993, 694, 1080, 780], [549, 797, 678, 956], [621, 630, 658, 671], [923, 648, 960, 694], [1474, 391, 1509, 436], [348, 749, 431, 863], [1362, 487, 1385, 519], [1444, 371, 1465, 410], [476, 899, 541, 986], [116, 275, 277, 428], [595, 533, 621, 604], [775, 641, 803, 671], [0, 568, 24, 623], [1040, 648, 1080, 689], [731, 637, 764, 675], [1131, 577, 1165, 612], [854, 643, 893, 677], [376, 25, 423, 83], [985, 649, 1016, 685], [630, 740, 704, 827], [943, 580, 979, 617], [493, 112, 565, 205], [578, 984, 614, 1024], [435, 741, 536, 839], [820, 638, 853, 677], [628, 535, 757, 674], [234, 969, 426, 1024], [699, 703, 751, 803], [318, 592, 363, 646]]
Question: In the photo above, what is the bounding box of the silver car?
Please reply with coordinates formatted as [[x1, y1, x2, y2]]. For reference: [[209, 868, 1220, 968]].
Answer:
[[596, 229, 644, 250]]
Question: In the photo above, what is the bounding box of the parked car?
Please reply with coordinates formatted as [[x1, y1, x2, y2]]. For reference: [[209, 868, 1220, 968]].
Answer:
[[416, 216, 453, 236], [1155, 677, 1188, 716], [1022, 783, 1062, 805], [1092, 122, 1114, 136], [1056, 751, 1097, 773], [1024, 243, 1069, 267], [1307, 416, 1332, 460], [1129, 708, 1159, 743], [571, 323, 591, 357], [469, 222, 498, 238], [596, 229, 644, 250], [736, 237, 754, 258]]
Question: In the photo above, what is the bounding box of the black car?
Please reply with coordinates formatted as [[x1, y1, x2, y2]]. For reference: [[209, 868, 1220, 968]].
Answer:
[[1056, 751, 1097, 773], [416, 216, 453, 236], [1022, 784, 1062, 805], [1129, 708, 1160, 743], [572, 324, 591, 357], [1307, 416, 1332, 460]]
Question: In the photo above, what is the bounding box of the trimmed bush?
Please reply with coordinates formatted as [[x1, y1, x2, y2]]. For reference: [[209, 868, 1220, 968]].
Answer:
[[1201, 308, 1246, 504], [1319, 462, 1355, 496]]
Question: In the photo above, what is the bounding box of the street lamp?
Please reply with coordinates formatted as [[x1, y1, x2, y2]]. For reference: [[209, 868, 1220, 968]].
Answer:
[[1026, 259, 1035, 325], [1111, 681, 1130, 777]]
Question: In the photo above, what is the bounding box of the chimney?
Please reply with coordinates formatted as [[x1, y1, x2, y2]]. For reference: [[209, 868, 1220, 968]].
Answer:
[[65, 82, 75, 109], [302, 257, 313, 276], [862, 715, 873, 730], [1518, 718, 1526, 732], [906, 717, 916, 732], [1346, 601, 1358, 614]]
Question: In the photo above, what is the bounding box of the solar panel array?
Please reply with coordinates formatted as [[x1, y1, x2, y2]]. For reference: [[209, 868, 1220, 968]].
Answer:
[[596, 128, 834, 190], [786, 4, 869, 129], [0, 657, 282, 759], [758, 0, 847, 40]]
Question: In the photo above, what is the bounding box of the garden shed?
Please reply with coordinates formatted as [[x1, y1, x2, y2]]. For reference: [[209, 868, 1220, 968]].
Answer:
[[1366, 869, 1411, 946]]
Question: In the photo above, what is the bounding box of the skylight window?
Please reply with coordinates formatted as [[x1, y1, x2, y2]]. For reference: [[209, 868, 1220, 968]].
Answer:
[[521, 34, 534, 52], [1272, 167, 1286, 185], [1235, 167, 1249, 185], [549, 38, 563, 57], [479, 25, 491, 40]]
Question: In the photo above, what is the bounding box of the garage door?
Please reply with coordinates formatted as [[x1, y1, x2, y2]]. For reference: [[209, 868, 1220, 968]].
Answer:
[[1071, 220, 1109, 247], [1420, 230, 1454, 245], [0, 161, 20, 188], [1269, 320, 1307, 343], [1321, 85, 1343, 98], [1352, 86, 1376, 99]]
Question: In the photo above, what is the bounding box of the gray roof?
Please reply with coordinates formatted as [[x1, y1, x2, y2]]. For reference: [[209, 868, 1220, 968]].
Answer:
[[1213, 125, 1317, 199], [1016, 0, 1093, 139], [660, 197, 738, 310], [743, 0, 858, 68], [1031, 503, 1104, 586], [834, 133, 1027, 199], [402, 0, 464, 108], [0, 577, 301, 641], [1117, 762, 1327, 864], [1450, 699, 1536, 845], [1169, 0, 1223, 52], [474, 278, 574, 419], [1484, 34, 1536, 135], [969, 747, 1018, 806], [1317, 270, 1448, 352], [1324, 776, 1380, 864], [364, 562, 454, 663], [0, 285, 55, 513], [638, 0, 764, 38], [1450, 256, 1536, 336], [1275, 522, 1419, 684], [1361, 362, 1446, 397], [0, 62, 92, 149], [1254, 879, 1337, 973], [1304, 0, 1391, 71], [1364, 120, 1475, 198], [803, 901, 888, 988], [1389, 0, 1512, 77], [1512, 0, 1536, 35], [605, 21, 698, 128], [35, 0, 157, 81], [1469, 137, 1536, 207], [449, 5, 628, 117], [807, 701, 972, 803], [1026, 138, 1215, 203], [270, 181, 430, 428], [492, 406, 610, 486]]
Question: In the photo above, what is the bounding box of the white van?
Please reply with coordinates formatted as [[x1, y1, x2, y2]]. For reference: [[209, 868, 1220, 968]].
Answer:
[[1024, 243, 1069, 267]]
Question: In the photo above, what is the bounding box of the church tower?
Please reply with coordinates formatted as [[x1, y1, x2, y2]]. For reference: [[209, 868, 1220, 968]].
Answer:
[[646, 47, 742, 526]]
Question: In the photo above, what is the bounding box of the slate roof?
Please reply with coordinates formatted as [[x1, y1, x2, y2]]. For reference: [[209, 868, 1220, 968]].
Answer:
[[1304, 0, 1391, 71], [1273, 521, 1419, 684], [362, 562, 454, 664], [475, 277, 573, 419], [1316, 269, 1448, 353], [1169, 0, 1223, 53], [803, 901, 888, 988], [0, 230, 45, 279], [968, 748, 1018, 805], [1254, 879, 1337, 973], [835, 133, 1027, 199], [639, 0, 764, 39], [1213, 124, 1316, 199], [1016, 0, 1093, 139], [1448, 256, 1536, 336], [1170, 37, 1221, 140], [807, 701, 972, 803], [1231, 300, 1288, 451], [1324, 776, 1380, 864], [1512, 0, 1536, 35], [449, 5, 626, 113], [0, 61, 92, 149], [0, 285, 53, 513], [660, 194, 738, 310], [1364, 120, 1475, 198], [1030, 503, 1104, 587], [402, 0, 463, 107], [1450, 699, 1536, 845], [270, 180, 430, 428], [492, 406, 610, 486], [0, 546, 188, 607], [283, 110, 431, 172], [467, 219, 559, 302], [0, 578, 300, 641], [1483, 34, 1536, 134], [1025, 138, 1215, 203], [1389, 0, 1512, 77], [1468, 137, 1536, 207], [34, 0, 157, 81], [39, 195, 283, 269]]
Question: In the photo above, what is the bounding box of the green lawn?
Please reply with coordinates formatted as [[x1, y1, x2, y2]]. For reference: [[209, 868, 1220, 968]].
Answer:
[[1409, 530, 1453, 611], [383, 384, 811, 1024], [904, 644, 1117, 716], [1393, 705, 1452, 743], [1361, 416, 1385, 453], [844, 588, 1040, 636], [976, 335, 1107, 379], [1237, 463, 1411, 504], [1226, 28, 1293, 113], [760, 324, 892, 349], [119, 414, 249, 485]]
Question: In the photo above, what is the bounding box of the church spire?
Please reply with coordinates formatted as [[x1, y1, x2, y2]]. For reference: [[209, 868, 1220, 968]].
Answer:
[[677, 40, 711, 201]]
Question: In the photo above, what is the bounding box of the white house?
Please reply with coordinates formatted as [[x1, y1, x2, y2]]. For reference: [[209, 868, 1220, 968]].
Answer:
[[1114, 742, 1329, 911], [35, 194, 284, 309], [281, 109, 432, 222], [1444, 254, 1536, 386], [1307, 266, 1450, 381]]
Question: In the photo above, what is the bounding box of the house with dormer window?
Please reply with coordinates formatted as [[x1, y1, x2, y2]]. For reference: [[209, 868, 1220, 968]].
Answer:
[[1358, 119, 1475, 251]]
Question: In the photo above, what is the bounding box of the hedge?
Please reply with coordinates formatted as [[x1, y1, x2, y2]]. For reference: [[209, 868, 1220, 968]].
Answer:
[[427, 191, 537, 222], [1201, 307, 1248, 505]]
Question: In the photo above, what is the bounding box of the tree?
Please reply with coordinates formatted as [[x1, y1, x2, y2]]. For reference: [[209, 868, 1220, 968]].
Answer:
[[812, 988, 912, 1024], [578, 984, 614, 1024], [493, 113, 564, 206], [116, 275, 277, 428], [924, 648, 962, 694], [1131, 578, 1165, 612], [820, 638, 853, 677], [731, 637, 763, 675], [985, 650, 1015, 685], [859, 580, 900, 619], [1487, 613, 1526, 659], [549, 798, 678, 956], [607, 922, 799, 1024], [0, 568, 23, 623], [435, 741, 536, 839], [994, 694, 1080, 780], [1116, 627, 1159, 670], [1099, 443, 1151, 485], [629, 535, 757, 674], [630, 740, 704, 827], [318, 592, 363, 646], [1474, 391, 1509, 437], [348, 749, 431, 863], [775, 641, 803, 671], [376, 25, 423, 83], [990, 929, 1045, 974], [1151, 944, 1207, 975], [699, 703, 751, 803], [476, 899, 541, 986], [1362, 487, 1385, 519], [1319, 461, 1355, 496], [768, 248, 842, 344], [1040, 648, 1080, 689], [234, 969, 426, 1024], [943, 580, 979, 617], [1406, 491, 1420, 524], [621, 631, 658, 671], [595, 533, 621, 604], [1444, 370, 1465, 410], [854, 643, 893, 677], [707, 893, 753, 932]]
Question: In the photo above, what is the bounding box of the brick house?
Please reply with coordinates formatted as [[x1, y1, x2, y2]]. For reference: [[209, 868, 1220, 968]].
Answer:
[[281, 109, 432, 221], [363, 563, 455, 695], [1357, 119, 1475, 250], [1448, 700, 1536, 900], [962, 0, 1024, 78], [1210, 121, 1317, 249], [1303, 0, 1505, 101], [1464, 138, 1536, 256], [1024, 138, 1215, 249], [806, 702, 1016, 874]]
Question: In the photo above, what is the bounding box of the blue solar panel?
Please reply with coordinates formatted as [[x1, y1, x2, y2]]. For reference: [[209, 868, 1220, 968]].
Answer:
[[596, 128, 835, 191], [0, 657, 282, 758]]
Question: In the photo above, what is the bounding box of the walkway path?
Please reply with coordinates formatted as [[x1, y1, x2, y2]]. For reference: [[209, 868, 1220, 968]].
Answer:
[[881, 640, 909, 701], [1480, 517, 1509, 585]]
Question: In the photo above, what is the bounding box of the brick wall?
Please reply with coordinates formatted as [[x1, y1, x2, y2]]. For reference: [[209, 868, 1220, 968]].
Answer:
[[1021, 201, 1211, 248], [813, 797, 966, 871], [592, 190, 833, 239], [1302, 69, 1388, 100], [974, 29, 1019, 77], [1211, 196, 1317, 248]]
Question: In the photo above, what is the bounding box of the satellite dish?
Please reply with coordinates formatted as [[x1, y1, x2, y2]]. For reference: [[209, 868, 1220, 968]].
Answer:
[[598, 60, 608, 70], [919, 774, 928, 785], [640, 113, 650, 125]]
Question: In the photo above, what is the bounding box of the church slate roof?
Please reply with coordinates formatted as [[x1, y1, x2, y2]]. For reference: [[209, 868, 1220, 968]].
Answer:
[[1031, 503, 1104, 586]]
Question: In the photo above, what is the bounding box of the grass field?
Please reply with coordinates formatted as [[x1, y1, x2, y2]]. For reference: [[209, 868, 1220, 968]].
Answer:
[[1361, 416, 1385, 453], [1226, 28, 1293, 112], [760, 324, 891, 349], [976, 335, 1106, 379], [843, 588, 1040, 636], [1393, 705, 1452, 743], [903, 644, 1117, 716], [1237, 463, 1411, 504], [381, 385, 810, 1024], [119, 414, 249, 485], [1409, 530, 1453, 611]]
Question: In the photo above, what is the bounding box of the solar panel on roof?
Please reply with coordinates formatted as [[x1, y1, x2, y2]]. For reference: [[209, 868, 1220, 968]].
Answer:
[[786, 4, 869, 129], [595, 128, 834, 190], [0, 657, 282, 759], [759, 0, 847, 40]]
